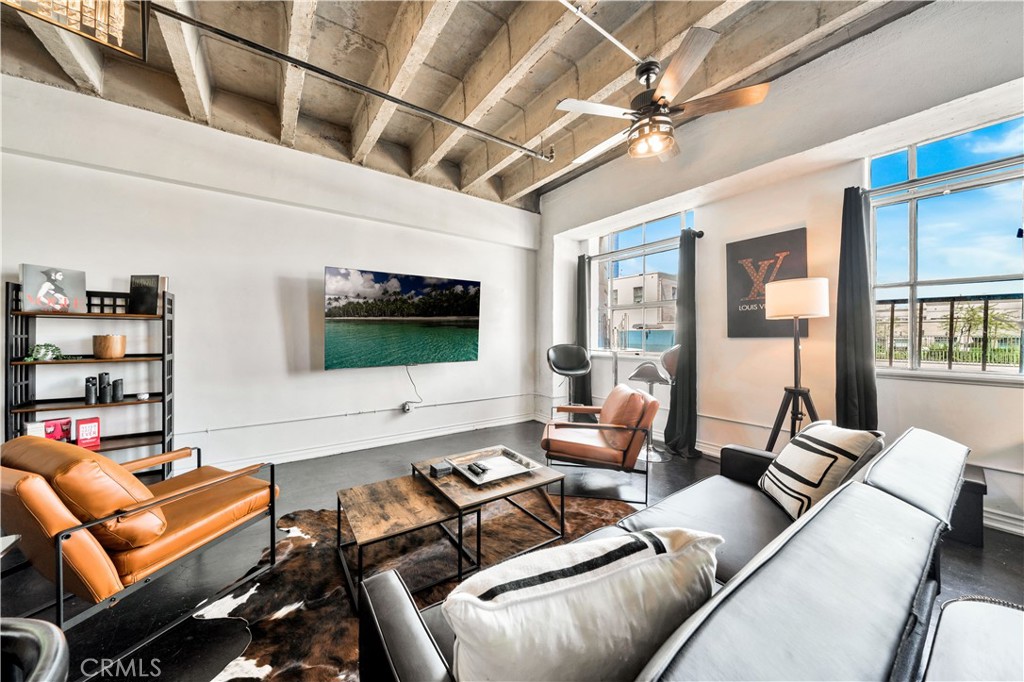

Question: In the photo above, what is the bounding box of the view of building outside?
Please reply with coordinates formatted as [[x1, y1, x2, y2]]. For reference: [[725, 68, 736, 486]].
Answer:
[[875, 296, 1023, 374], [606, 272, 678, 352], [594, 211, 693, 354], [870, 116, 1023, 375]]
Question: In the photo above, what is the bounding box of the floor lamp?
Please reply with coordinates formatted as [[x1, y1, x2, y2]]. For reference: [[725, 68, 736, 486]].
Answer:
[[764, 277, 830, 451]]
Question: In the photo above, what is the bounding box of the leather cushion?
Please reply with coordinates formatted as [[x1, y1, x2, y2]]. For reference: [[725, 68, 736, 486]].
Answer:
[[419, 603, 454, 668], [618, 475, 791, 582], [1, 466, 124, 603], [640, 483, 943, 681], [110, 466, 272, 583], [598, 384, 644, 449], [1, 436, 166, 551], [541, 422, 625, 465], [864, 427, 969, 526], [924, 599, 1024, 681]]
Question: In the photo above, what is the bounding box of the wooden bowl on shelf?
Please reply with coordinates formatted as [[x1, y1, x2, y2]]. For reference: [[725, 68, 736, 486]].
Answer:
[[93, 335, 127, 359]]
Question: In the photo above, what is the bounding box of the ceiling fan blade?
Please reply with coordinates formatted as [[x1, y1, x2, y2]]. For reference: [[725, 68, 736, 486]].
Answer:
[[671, 83, 770, 120], [573, 130, 628, 164], [658, 144, 681, 163], [653, 27, 720, 104], [556, 99, 635, 119]]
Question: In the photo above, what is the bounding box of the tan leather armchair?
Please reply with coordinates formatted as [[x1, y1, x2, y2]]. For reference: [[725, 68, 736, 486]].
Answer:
[[541, 383, 659, 504], [0, 436, 278, 632]]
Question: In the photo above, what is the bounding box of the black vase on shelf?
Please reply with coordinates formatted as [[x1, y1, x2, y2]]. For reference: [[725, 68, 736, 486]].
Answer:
[[84, 377, 97, 405], [112, 379, 124, 403]]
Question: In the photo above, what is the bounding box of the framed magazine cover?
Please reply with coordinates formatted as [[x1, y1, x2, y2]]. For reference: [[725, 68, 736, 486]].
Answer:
[[20, 264, 87, 313]]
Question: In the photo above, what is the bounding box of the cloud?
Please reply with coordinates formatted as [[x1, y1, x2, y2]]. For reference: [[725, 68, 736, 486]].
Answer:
[[384, 277, 401, 293], [325, 268, 386, 299], [968, 120, 1024, 155], [452, 284, 464, 293]]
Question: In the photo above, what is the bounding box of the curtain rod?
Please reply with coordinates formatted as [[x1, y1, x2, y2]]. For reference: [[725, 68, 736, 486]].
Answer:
[[585, 229, 704, 263], [144, 2, 554, 164]]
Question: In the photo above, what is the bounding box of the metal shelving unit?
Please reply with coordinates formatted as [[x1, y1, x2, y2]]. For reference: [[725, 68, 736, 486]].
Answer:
[[4, 282, 175, 465]]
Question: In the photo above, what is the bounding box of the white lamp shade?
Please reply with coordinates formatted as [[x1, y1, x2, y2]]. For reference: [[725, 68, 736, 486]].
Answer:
[[765, 277, 830, 319]]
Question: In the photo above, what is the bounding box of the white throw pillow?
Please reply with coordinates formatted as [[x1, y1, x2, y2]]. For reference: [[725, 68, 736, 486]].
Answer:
[[441, 527, 722, 682], [759, 420, 885, 520]]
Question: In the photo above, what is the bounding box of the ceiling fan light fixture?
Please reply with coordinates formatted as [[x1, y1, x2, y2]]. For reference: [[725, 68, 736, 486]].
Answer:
[[627, 114, 675, 159]]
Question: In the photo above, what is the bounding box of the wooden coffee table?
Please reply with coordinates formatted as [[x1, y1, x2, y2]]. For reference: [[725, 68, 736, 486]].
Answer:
[[336, 475, 481, 608], [335, 446, 564, 608], [411, 445, 566, 576]]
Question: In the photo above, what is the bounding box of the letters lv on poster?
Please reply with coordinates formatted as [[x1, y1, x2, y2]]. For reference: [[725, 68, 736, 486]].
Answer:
[[725, 227, 808, 338]]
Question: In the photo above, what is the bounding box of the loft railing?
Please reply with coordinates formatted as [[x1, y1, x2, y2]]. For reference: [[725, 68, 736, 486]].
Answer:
[[875, 293, 1024, 373]]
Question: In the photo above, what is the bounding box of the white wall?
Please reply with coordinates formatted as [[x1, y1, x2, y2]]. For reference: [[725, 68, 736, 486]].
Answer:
[[1, 76, 541, 469], [538, 2, 1024, 532]]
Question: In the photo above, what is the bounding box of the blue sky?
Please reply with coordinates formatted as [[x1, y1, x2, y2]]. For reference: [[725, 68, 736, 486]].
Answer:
[[873, 117, 1024, 297], [325, 267, 479, 302]]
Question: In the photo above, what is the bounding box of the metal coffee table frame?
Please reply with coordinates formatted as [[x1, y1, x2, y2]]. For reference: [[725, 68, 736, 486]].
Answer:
[[336, 494, 481, 609]]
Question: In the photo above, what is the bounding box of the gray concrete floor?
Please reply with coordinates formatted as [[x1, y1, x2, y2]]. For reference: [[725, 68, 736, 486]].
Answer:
[[2, 420, 1021, 679]]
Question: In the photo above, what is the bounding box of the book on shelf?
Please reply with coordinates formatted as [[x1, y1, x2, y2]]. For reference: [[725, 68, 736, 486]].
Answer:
[[128, 275, 160, 315], [75, 417, 101, 450], [19, 264, 87, 313], [23, 417, 72, 442]]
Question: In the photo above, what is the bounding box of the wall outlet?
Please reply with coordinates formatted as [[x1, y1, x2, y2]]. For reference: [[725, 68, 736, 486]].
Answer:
[[402, 402, 415, 413]]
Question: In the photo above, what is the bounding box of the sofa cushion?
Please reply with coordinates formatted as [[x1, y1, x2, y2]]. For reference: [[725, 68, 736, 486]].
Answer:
[[1, 436, 166, 551], [863, 427, 968, 527], [541, 422, 625, 465], [758, 421, 884, 519], [638, 482, 944, 682], [442, 527, 721, 682], [618, 475, 791, 582], [109, 466, 272, 584], [598, 384, 645, 449]]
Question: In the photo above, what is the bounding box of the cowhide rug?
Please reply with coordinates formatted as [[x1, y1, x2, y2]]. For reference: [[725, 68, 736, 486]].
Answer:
[[196, 491, 634, 681]]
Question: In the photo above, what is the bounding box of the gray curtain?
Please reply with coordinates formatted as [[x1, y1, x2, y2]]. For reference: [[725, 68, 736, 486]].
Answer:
[[665, 230, 701, 457], [571, 254, 593, 408], [835, 187, 878, 429]]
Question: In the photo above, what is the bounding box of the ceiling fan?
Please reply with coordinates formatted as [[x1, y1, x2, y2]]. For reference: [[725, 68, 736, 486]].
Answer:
[[556, 6, 770, 164]]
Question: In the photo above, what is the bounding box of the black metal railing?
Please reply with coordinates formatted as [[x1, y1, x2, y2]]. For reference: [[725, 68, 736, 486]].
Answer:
[[875, 293, 1023, 373]]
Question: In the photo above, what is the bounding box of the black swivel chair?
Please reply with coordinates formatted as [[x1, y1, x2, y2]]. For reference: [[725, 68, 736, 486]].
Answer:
[[1, 619, 69, 682], [547, 344, 592, 414]]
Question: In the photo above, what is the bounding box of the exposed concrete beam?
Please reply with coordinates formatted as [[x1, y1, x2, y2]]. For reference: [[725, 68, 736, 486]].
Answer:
[[21, 14, 103, 94], [280, 0, 318, 146], [409, 0, 598, 180], [154, 0, 212, 123], [352, 1, 457, 166], [461, 1, 751, 194], [501, 1, 889, 204]]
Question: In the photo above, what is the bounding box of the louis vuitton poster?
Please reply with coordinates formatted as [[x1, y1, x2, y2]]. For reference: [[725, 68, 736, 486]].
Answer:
[[726, 227, 808, 337]]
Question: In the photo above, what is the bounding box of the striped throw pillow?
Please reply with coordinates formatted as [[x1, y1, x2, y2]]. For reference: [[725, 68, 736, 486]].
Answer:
[[759, 421, 885, 520], [442, 527, 722, 682]]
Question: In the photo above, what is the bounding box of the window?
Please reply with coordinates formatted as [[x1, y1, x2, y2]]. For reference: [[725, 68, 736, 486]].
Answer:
[[593, 211, 694, 353], [870, 116, 1024, 376]]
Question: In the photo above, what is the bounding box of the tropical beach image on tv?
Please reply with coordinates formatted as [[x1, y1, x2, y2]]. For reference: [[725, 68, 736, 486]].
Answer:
[[324, 267, 480, 369]]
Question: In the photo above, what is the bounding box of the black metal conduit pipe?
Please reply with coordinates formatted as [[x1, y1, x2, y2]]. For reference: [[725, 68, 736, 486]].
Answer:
[[143, 1, 554, 164]]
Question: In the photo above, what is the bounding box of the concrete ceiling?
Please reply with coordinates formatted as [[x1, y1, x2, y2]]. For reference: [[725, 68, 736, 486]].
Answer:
[[0, 1, 927, 212]]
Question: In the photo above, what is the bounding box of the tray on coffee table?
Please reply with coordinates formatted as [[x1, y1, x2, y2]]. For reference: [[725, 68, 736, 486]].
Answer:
[[444, 445, 542, 486]]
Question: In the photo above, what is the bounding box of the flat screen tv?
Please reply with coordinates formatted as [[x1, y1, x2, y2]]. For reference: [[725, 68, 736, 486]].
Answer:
[[324, 267, 480, 369]]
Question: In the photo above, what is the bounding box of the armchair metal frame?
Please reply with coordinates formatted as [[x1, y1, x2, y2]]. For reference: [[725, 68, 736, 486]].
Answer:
[[545, 407, 651, 505], [4, 447, 277, 676]]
